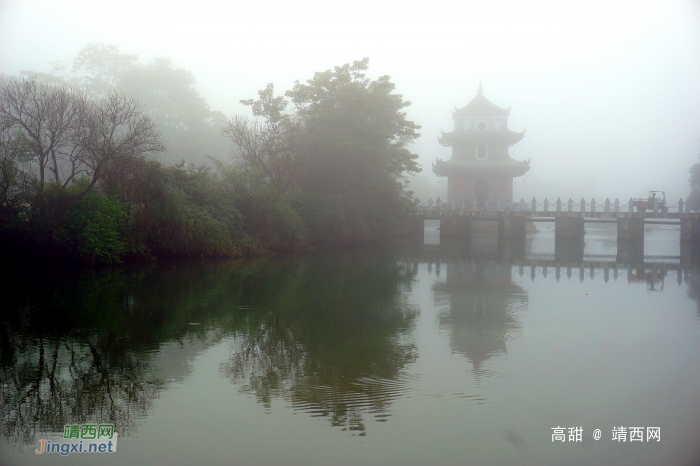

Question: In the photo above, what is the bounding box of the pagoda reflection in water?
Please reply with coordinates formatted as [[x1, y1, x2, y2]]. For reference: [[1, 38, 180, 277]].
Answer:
[[432, 261, 528, 379]]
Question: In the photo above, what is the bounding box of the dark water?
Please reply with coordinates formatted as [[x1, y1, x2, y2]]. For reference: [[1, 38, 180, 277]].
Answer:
[[2, 227, 700, 465]]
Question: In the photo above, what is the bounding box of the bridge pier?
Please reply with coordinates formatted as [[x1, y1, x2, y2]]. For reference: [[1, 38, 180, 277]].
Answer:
[[617, 241, 644, 264], [680, 218, 700, 244], [497, 216, 526, 240], [498, 237, 526, 262], [617, 217, 644, 264], [395, 216, 425, 241], [554, 216, 585, 241], [680, 218, 700, 266], [681, 241, 700, 266], [555, 238, 584, 262], [440, 216, 471, 240], [617, 217, 644, 242]]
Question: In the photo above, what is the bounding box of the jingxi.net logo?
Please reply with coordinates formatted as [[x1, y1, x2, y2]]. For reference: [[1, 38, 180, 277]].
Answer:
[[35, 424, 118, 456]]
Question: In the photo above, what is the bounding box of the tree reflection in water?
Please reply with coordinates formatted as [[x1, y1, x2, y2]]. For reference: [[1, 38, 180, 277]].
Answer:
[[0, 251, 420, 442], [221, 252, 419, 435], [0, 269, 163, 446], [0, 260, 266, 446]]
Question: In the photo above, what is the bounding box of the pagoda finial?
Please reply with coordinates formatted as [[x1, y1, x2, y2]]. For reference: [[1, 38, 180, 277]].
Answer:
[[478, 81, 483, 94]]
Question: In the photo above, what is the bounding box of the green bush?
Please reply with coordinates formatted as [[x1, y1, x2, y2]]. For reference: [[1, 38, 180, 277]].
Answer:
[[46, 188, 129, 265], [132, 161, 264, 258]]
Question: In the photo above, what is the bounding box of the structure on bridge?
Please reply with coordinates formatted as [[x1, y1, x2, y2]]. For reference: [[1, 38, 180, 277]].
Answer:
[[432, 83, 530, 207], [397, 197, 700, 264]]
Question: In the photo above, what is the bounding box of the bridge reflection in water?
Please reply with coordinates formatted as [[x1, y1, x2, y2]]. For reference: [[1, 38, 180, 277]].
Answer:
[[397, 225, 698, 287], [394, 232, 698, 386]]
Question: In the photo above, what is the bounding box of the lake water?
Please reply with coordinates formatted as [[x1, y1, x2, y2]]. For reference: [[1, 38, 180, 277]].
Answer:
[[2, 226, 700, 465]]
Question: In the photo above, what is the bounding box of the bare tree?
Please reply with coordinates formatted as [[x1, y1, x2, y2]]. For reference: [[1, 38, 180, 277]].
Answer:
[[0, 77, 164, 206], [74, 91, 165, 198], [221, 84, 307, 197], [0, 77, 88, 190]]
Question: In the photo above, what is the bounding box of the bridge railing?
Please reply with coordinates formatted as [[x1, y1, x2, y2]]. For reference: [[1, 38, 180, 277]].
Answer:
[[417, 197, 699, 214]]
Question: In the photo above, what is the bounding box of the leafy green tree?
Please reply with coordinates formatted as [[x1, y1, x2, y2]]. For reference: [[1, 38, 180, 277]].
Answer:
[[221, 84, 307, 198], [0, 126, 33, 220], [117, 58, 228, 164], [285, 58, 421, 242], [68, 44, 228, 164], [689, 155, 700, 210], [123, 160, 263, 258], [53, 190, 129, 264], [25, 44, 228, 165], [71, 43, 138, 96]]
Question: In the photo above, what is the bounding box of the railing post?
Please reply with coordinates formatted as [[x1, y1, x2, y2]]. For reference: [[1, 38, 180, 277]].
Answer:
[[580, 198, 585, 213], [556, 198, 561, 212], [679, 198, 683, 213], [532, 198, 537, 212], [568, 198, 573, 212], [605, 198, 610, 213], [591, 198, 596, 212], [628, 198, 633, 213], [614, 198, 619, 212]]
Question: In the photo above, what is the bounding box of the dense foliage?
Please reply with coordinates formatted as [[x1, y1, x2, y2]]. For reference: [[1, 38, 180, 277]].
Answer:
[[25, 43, 229, 166], [689, 154, 700, 211], [0, 54, 420, 265], [223, 58, 421, 246]]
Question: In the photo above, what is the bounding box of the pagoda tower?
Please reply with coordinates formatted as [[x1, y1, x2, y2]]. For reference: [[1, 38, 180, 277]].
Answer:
[[433, 84, 530, 206]]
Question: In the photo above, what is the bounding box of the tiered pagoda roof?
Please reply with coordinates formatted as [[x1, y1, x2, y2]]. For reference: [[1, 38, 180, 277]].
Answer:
[[432, 157, 531, 177], [453, 83, 510, 116], [438, 129, 525, 146], [433, 84, 530, 179]]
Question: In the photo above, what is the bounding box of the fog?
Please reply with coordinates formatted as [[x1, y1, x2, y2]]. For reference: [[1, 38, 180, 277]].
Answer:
[[2, 0, 699, 203]]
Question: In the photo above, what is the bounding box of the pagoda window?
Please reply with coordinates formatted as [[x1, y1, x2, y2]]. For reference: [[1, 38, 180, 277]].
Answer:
[[476, 143, 488, 160], [476, 120, 487, 131]]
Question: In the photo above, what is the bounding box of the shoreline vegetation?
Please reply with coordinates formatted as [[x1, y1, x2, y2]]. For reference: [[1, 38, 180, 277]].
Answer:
[[0, 46, 421, 265]]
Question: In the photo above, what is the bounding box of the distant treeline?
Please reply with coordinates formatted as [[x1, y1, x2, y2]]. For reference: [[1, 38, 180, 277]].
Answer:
[[0, 45, 421, 264]]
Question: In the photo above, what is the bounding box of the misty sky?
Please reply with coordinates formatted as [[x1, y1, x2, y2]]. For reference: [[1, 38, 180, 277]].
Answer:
[[2, 0, 699, 203]]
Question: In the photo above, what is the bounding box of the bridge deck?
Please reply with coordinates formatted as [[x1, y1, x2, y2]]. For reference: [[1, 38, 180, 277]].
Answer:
[[418, 210, 700, 220]]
